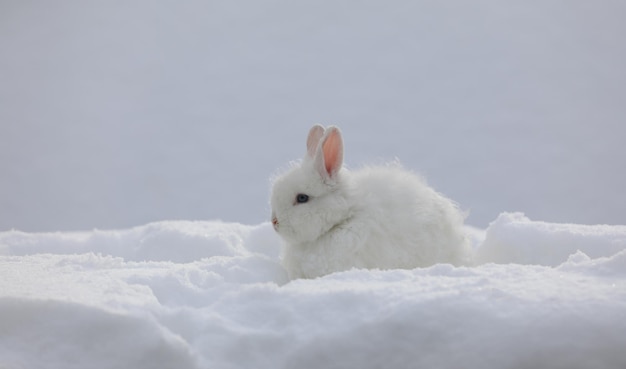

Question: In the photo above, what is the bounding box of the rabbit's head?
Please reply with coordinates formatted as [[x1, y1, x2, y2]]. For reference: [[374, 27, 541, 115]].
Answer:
[[271, 125, 351, 244]]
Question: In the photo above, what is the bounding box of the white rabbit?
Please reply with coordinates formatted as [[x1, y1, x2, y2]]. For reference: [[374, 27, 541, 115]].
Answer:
[[270, 125, 470, 279]]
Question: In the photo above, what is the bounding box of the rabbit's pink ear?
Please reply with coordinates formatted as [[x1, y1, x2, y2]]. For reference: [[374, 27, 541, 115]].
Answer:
[[306, 124, 325, 158], [315, 126, 343, 180]]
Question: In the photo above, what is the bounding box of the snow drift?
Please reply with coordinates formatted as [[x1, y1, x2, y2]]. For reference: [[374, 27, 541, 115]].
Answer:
[[1, 213, 625, 368]]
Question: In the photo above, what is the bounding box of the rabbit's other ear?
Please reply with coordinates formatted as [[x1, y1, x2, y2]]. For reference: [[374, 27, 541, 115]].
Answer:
[[314, 126, 343, 181], [306, 124, 325, 158]]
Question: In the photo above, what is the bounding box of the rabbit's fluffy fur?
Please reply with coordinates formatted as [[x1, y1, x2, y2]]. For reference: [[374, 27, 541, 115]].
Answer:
[[271, 125, 469, 279]]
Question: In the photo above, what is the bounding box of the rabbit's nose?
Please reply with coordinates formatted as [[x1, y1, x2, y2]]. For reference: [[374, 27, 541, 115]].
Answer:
[[271, 215, 279, 231]]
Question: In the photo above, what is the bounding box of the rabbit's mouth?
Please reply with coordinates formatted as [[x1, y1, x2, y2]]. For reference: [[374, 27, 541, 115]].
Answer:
[[271, 216, 279, 231]]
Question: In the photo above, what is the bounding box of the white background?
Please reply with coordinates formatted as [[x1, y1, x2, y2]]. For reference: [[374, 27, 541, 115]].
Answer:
[[2, 0, 625, 231]]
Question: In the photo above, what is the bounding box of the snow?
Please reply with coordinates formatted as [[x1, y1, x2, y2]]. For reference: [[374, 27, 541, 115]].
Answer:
[[1, 215, 626, 368], [477, 212, 626, 266]]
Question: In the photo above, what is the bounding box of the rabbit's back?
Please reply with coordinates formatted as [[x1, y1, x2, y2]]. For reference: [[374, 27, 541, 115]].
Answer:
[[348, 165, 469, 268]]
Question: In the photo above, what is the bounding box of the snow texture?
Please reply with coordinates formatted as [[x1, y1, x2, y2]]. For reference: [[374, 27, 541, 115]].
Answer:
[[1, 214, 625, 369]]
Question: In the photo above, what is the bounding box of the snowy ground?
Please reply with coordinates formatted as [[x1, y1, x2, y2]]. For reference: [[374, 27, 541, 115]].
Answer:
[[1, 213, 626, 368]]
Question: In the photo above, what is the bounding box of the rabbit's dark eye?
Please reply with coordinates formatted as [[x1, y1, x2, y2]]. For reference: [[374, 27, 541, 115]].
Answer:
[[296, 193, 309, 204]]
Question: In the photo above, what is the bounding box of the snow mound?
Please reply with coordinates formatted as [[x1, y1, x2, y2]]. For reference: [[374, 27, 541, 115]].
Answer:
[[477, 212, 626, 265], [0, 297, 197, 369], [0, 221, 281, 263], [1, 214, 626, 368]]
